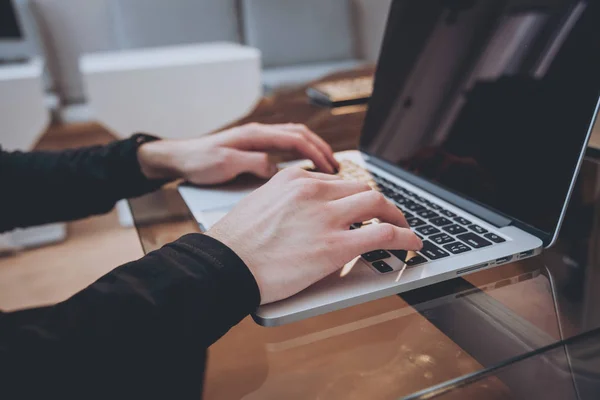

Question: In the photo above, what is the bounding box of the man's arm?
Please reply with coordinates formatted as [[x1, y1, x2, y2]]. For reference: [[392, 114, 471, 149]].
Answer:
[[1, 123, 340, 233], [0, 167, 422, 397], [0, 134, 167, 232], [0, 234, 260, 397]]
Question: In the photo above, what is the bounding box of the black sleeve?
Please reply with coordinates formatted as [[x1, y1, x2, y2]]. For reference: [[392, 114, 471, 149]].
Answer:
[[0, 234, 261, 398], [0, 134, 168, 233]]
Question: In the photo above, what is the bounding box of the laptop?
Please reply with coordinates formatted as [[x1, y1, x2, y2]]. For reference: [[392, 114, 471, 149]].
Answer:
[[180, 0, 600, 326]]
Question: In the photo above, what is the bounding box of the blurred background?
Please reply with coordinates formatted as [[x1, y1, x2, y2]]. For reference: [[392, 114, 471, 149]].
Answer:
[[1, 0, 391, 143]]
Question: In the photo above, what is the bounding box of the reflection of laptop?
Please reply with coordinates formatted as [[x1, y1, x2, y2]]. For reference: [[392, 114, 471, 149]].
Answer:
[[180, 0, 600, 326]]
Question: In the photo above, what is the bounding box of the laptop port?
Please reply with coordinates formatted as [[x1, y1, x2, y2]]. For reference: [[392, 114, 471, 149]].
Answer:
[[496, 255, 513, 265], [456, 263, 488, 275], [519, 250, 535, 259]]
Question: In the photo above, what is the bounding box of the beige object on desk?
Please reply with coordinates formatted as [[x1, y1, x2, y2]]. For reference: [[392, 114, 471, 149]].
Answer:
[[80, 42, 262, 139]]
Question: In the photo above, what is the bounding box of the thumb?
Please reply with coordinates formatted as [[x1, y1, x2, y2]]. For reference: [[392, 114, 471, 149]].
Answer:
[[229, 149, 278, 179]]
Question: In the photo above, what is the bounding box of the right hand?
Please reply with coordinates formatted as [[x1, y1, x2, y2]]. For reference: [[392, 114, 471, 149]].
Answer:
[[206, 167, 423, 305]]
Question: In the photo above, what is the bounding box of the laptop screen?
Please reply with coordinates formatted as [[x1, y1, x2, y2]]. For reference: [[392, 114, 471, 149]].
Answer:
[[361, 0, 600, 238]]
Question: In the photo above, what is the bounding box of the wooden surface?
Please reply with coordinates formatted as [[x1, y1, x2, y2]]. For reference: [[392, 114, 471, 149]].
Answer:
[[588, 120, 600, 153], [117, 68, 515, 397], [0, 66, 577, 399]]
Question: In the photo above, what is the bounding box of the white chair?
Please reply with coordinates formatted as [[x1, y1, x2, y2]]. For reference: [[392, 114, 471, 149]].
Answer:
[[31, 0, 119, 105], [80, 42, 262, 139]]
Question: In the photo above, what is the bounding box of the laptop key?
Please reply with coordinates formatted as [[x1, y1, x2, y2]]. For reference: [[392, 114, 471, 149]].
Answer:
[[430, 204, 443, 211], [417, 210, 438, 219], [457, 233, 493, 249], [390, 249, 407, 261], [407, 217, 427, 227], [362, 250, 391, 262], [430, 233, 455, 245], [430, 216, 453, 227], [372, 261, 393, 273], [469, 225, 488, 234], [484, 233, 506, 243], [406, 203, 426, 212], [416, 225, 440, 236], [454, 217, 471, 225], [420, 241, 450, 260], [406, 255, 428, 266], [394, 195, 409, 204], [443, 242, 472, 254], [440, 210, 457, 218], [443, 224, 468, 235], [401, 211, 414, 219]]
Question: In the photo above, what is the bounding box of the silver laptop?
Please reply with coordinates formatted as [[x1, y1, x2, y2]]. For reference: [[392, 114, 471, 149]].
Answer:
[[180, 0, 600, 326]]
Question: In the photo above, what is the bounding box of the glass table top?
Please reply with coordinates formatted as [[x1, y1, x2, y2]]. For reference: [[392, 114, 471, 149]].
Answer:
[[127, 68, 600, 399]]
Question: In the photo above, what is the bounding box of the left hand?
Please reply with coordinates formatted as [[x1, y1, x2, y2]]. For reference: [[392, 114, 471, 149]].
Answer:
[[137, 123, 339, 185]]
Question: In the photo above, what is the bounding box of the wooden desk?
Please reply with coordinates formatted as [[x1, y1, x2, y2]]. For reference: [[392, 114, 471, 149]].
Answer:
[[587, 121, 600, 158], [130, 67, 564, 399]]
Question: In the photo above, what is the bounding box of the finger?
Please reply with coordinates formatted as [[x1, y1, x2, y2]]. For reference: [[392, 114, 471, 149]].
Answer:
[[330, 190, 410, 228], [304, 170, 343, 181], [229, 127, 335, 174], [228, 150, 277, 179], [342, 223, 423, 255], [278, 123, 339, 172], [278, 167, 341, 181], [260, 126, 334, 174], [321, 180, 372, 200]]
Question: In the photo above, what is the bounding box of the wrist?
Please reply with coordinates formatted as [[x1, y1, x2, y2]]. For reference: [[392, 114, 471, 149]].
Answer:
[[137, 140, 181, 180]]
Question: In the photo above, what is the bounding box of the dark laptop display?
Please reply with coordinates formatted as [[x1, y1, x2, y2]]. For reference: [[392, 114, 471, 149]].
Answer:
[[361, 0, 600, 240], [0, 0, 23, 39]]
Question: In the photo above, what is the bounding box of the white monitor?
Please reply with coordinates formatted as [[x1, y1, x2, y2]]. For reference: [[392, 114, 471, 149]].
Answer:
[[0, 0, 37, 62]]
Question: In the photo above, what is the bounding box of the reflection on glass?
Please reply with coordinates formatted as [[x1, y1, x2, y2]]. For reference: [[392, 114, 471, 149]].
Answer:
[[400, 327, 600, 400]]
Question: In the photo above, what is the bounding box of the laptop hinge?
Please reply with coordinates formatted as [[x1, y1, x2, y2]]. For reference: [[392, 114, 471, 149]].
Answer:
[[365, 154, 512, 228]]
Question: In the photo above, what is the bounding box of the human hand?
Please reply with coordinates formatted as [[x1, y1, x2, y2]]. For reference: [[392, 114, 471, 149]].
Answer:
[[137, 123, 339, 185], [206, 168, 422, 305]]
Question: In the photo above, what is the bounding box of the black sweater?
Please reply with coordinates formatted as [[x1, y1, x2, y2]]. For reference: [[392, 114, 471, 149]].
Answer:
[[0, 136, 260, 399]]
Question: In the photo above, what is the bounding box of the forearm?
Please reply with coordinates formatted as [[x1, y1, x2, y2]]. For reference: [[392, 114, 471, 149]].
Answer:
[[0, 134, 170, 232], [0, 234, 260, 396]]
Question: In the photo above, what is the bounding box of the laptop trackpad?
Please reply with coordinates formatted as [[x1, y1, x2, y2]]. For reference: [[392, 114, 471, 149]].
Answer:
[[179, 175, 265, 230]]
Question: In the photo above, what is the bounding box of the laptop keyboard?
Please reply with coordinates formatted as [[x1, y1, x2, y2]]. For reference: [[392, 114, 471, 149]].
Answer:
[[336, 160, 507, 273]]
